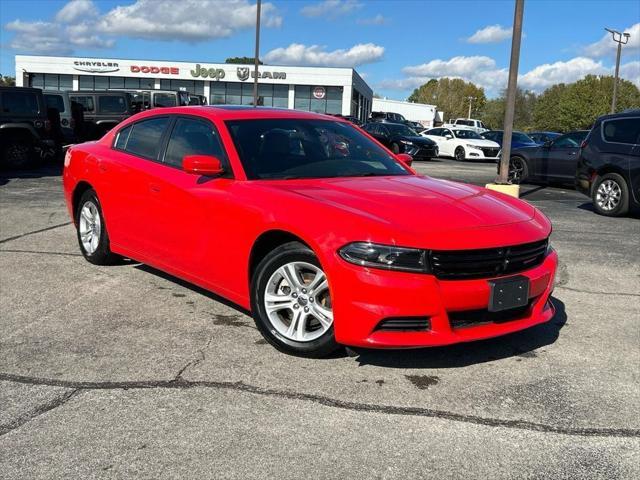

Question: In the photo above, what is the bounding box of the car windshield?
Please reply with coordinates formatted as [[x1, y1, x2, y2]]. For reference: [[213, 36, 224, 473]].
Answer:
[[226, 118, 411, 180], [385, 123, 418, 137], [513, 132, 534, 143], [453, 129, 483, 139]]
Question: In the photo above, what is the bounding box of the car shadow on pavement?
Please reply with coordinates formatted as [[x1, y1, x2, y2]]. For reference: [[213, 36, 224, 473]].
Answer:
[[0, 164, 63, 186], [134, 264, 252, 316], [351, 297, 567, 369]]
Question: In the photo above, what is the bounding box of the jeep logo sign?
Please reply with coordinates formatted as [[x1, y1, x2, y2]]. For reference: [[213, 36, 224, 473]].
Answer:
[[191, 64, 225, 80]]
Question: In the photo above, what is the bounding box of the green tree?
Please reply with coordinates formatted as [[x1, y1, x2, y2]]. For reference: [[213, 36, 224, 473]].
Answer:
[[408, 78, 486, 120], [225, 57, 263, 65], [0, 75, 16, 86], [479, 87, 538, 131], [532, 75, 640, 131]]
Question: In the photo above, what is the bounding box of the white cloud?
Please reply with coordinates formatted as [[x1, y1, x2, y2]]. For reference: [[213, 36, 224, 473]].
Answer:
[[518, 57, 609, 90], [5, 18, 112, 55], [619, 60, 640, 87], [96, 0, 281, 41], [301, 0, 363, 18], [403, 56, 498, 77], [584, 23, 640, 58], [357, 14, 388, 26], [264, 43, 384, 67], [467, 24, 512, 44], [55, 0, 98, 23], [378, 55, 640, 96]]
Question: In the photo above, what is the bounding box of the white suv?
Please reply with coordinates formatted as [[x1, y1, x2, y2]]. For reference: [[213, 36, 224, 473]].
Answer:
[[421, 127, 501, 161]]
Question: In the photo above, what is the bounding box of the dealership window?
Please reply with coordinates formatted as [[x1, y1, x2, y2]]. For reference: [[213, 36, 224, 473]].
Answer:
[[295, 86, 342, 114], [29, 73, 72, 91], [209, 82, 288, 106], [109, 77, 125, 89], [159, 79, 205, 96], [125, 77, 140, 89], [79, 75, 154, 91]]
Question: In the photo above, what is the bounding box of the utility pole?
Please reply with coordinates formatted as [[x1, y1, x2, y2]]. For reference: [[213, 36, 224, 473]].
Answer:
[[467, 96, 474, 119], [605, 28, 630, 114], [252, 0, 262, 107], [497, 0, 525, 184]]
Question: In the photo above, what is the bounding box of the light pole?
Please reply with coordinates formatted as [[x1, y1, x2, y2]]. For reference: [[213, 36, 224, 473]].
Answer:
[[467, 96, 474, 119], [496, 0, 525, 185], [605, 28, 630, 114], [252, 0, 262, 108]]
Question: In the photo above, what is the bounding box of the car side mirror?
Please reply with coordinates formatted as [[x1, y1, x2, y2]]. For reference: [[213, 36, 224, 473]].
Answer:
[[396, 153, 413, 166], [445, 134, 453, 140], [543, 140, 552, 148], [183, 155, 225, 176]]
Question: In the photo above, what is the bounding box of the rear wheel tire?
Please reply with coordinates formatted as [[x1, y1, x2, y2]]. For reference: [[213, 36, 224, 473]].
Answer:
[[454, 147, 465, 161], [2, 139, 35, 169], [75, 189, 120, 265], [592, 173, 629, 217], [251, 241, 340, 358], [509, 156, 528, 184]]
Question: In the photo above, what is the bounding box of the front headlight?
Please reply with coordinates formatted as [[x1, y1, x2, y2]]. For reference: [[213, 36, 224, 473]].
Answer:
[[338, 242, 429, 273], [400, 140, 414, 146], [466, 144, 481, 150]]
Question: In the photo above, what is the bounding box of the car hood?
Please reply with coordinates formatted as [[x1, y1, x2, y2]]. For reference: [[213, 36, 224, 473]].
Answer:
[[400, 135, 436, 146], [259, 175, 540, 245], [461, 139, 500, 148]]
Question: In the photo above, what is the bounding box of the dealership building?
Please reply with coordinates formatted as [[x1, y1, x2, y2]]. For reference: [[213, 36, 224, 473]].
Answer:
[[14, 55, 373, 121]]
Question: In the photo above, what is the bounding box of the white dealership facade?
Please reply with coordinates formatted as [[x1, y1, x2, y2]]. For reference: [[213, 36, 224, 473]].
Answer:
[[15, 55, 373, 121]]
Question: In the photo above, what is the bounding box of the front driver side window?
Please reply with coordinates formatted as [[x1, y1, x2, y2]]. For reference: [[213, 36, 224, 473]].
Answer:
[[553, 135, 579, 148], [164, 117, 226, 168]]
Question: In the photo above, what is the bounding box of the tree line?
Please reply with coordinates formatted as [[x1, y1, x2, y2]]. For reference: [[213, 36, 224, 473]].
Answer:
[[407, 75, 640, 132]]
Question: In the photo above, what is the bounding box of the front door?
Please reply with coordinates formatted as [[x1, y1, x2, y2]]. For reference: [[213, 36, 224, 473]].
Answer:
[[538, 132, 585, 180]]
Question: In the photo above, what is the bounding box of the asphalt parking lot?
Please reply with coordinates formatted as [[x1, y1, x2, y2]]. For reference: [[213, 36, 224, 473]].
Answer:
[[1, 159, 639, 479]]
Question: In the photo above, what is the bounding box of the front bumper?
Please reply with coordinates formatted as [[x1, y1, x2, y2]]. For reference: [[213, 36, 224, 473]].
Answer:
[[329, 249, 558, 348], [405, 144, 438, 160], [466, 146, 501, 161]]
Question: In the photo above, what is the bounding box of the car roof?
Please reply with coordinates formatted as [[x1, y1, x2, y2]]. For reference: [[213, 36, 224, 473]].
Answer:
[[596, 109, 640, 122], [119, 105, 352, 123]]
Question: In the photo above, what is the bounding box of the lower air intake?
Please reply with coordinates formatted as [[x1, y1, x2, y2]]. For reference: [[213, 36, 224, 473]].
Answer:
[[375, 317, 431, 332]]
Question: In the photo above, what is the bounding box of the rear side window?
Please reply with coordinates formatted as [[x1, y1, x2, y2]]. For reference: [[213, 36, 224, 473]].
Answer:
[[164, 118, 226, 168], [1, 91, 40, 115], [154, 93, 177, 107], [99, 96, 127, 114], [114, 125, 132, 150], [45, 94, 65, 113], [71, 96, 94, 112], [124, 117, 170, 160], [602, 118, 640, 145]]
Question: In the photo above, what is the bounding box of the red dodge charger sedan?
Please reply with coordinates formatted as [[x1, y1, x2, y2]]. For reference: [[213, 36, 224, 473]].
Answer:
[[63, 106, 558, 357]]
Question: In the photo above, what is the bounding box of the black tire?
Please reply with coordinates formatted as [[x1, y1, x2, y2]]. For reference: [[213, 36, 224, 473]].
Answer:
[[454, 147, 465, 161], [250, 241, 340, 358], [592, 173, 629, 217], [75, 189, 120, 265], [2, 139, 35, 169], [391, 142, 400, 154], [509, 156, 529, 184]]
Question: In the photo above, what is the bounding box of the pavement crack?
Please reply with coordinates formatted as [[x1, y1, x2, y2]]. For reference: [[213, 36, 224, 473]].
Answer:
[[174, 336, 214, 382], [0, 372, 638, 439], [0, 249, 82, 257], [0, 221, 72, 244], [0, 388, 81, 437]]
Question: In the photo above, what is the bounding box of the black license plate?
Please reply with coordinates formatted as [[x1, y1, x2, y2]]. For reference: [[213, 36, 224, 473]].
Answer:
[[488, 276, 530, 312]]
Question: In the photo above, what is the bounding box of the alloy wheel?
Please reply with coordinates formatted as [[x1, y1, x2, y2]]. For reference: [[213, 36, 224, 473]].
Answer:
[[263, 261, 333, 342], [509, 158, 524, 183], [595, 179, 621, 212], [78, 200, 102, 254]]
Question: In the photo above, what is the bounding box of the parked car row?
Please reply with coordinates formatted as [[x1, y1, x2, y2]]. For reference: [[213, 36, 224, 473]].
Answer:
[[0, 86, 206, 168]]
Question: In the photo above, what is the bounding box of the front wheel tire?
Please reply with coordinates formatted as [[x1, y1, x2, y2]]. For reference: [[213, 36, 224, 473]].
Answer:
[[251, 242, 339, 358], [454, 147, 465, 161], [508, 156, 528, 184], [75, 189, 120, 265], [592, 173, 629, 217]]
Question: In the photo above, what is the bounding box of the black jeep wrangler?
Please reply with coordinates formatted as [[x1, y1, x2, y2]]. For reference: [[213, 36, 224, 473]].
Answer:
[[0, 86, 55, 168]]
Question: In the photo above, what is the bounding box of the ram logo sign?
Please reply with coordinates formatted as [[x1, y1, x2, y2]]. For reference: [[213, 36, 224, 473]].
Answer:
[[236, 68, 287, 81], [237, 67, 250, 81]]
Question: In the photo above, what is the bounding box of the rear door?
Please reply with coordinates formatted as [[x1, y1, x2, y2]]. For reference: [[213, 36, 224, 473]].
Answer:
[[539, 132, 586, 180], [104, 116, 171, 255]]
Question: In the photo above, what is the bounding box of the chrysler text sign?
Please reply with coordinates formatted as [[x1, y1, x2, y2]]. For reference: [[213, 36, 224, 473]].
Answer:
[[73, 60, 119, 73]]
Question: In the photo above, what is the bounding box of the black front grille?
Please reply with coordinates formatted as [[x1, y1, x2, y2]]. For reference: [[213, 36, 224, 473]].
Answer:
[[375, 317, 431, 332], [448, 299, 535, 329], [414, 146, 438, 159], [430, 239, 548, 280], [481, 147, 500, 157]]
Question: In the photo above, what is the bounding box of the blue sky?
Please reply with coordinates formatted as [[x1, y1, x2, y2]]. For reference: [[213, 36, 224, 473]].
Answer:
[[1, 0, 638, 98]]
